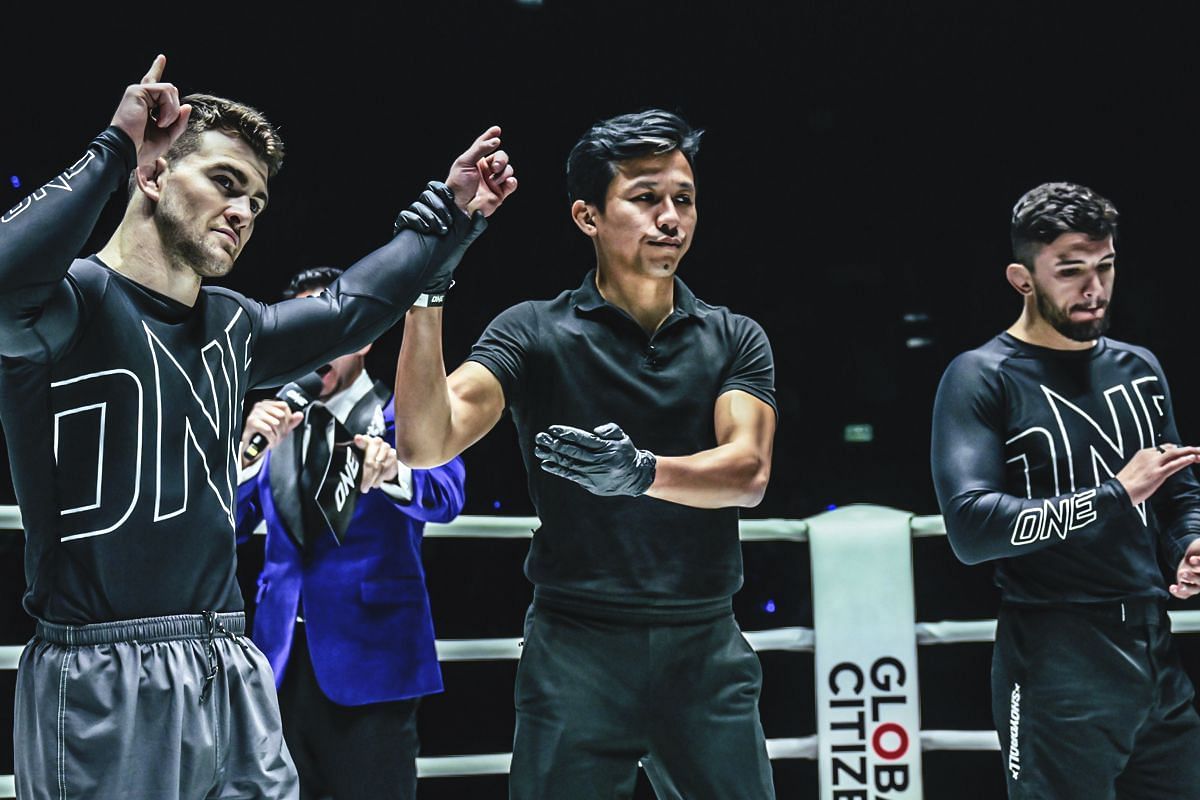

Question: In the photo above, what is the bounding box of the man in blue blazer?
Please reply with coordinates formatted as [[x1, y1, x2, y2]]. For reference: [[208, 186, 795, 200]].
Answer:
[[236, 266, 466, 800]]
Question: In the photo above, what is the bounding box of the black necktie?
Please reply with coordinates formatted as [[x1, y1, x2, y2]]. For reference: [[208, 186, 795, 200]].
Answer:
[[299, 402, 361, 547]]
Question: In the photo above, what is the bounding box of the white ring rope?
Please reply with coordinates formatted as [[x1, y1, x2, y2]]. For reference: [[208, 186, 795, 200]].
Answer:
[[1, 506, 1197, 791]]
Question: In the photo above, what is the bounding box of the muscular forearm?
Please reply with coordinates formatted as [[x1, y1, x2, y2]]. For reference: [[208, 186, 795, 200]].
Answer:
[[644, 443, 771, 509], [393, 307, 458, 467]]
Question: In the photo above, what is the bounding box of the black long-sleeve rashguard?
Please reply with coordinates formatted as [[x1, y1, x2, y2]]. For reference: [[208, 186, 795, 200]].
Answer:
[[931, 332, 1200, 604], [0, 127, 482, 624]]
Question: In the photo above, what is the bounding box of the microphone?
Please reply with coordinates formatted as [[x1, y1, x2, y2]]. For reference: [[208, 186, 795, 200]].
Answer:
[[243, 367, 329, 462]]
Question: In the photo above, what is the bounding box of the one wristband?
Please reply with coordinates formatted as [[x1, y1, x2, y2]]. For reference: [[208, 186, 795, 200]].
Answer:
[[413, 281, 454, 308]]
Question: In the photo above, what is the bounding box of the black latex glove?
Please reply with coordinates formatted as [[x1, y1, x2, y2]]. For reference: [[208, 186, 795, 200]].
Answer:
[[393, 180, 487, 294], [534, 422, 657, 497]]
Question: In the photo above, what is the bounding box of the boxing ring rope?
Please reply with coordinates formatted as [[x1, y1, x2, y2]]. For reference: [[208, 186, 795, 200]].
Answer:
[[5, 506, 1200, 795]]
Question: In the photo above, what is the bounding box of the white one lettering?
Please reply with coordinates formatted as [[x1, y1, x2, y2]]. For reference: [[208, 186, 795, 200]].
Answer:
[[334, 447, 360, 512], [1010, 489, 1098, 546]]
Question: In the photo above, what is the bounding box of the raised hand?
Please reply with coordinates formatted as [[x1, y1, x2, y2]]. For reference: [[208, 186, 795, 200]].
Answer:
[[444, 126, 518, 217], [535, 423, 657, 497], [110, 54, 192, 176]]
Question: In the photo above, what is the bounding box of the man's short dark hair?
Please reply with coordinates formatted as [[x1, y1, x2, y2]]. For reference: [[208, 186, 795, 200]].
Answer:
[[282, 267, 343, 299], [1011, 182, 1118, 269], [172, 94, 285, 176], [128, 93, 285, 197], [566, 109, 703, 209]]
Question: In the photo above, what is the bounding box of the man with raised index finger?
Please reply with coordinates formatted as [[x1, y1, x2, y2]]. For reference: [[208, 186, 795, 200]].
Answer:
[[0, 54, 515, 800], [391, 108, 777, 799], [931, 181, 1200, 799]]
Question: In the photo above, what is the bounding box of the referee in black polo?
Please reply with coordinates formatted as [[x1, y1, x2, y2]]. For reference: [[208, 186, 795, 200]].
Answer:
[[391, 109, 778, 798]]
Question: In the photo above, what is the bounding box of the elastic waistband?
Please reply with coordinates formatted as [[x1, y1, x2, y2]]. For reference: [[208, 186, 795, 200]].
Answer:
[[1003, 597, 1165, 626], [36, 612, 246, 646]]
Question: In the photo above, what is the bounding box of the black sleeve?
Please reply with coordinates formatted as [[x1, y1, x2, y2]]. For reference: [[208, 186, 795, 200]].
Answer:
[[719, 315, 777, 416], [0, 127, 136, 361], [247, 207, 486, 389], [465, 301, 538, 407], [930, 350, 1134, 565], [1139, 351, 1200, 563]]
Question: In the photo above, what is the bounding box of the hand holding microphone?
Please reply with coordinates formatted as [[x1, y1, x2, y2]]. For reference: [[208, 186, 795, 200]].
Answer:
[[240, 369, 328, 465]]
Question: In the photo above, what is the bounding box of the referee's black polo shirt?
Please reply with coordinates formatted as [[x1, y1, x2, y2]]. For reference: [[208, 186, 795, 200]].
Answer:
[[468, 269, 777, 622]]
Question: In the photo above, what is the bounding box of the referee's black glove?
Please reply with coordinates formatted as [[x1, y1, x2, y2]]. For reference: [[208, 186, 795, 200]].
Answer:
[[534, 423, 657, 497]]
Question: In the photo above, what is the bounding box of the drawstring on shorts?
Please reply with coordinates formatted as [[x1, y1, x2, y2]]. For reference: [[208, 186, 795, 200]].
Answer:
[[199, 609, 255, 704]]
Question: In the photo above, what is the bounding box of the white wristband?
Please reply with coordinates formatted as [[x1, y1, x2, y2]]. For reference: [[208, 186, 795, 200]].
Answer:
[[413, 280, 454, 308]]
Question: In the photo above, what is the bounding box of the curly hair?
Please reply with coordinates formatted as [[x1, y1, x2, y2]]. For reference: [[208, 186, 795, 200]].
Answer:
[[169, 93, 284, 176], [1011, 182, 1118, 269], [127, 93, 284, 198]]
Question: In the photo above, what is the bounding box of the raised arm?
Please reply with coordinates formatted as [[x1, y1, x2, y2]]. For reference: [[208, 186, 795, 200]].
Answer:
[[390, 144, 518, 468], [0, 55, 188, 359], [393, 303, 507, 468], [249, 128, 517, 390]]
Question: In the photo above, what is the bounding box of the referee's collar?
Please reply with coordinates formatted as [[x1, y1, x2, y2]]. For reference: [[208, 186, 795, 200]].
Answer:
[[570, 268, 708, 318]]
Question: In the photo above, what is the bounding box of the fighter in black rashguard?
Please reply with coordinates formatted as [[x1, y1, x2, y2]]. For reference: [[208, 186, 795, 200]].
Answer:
[[932, 333, 1200, 601], [931, 181, 1200, 800], [0, 127, 477, 626], [0, 57, 514, 800]]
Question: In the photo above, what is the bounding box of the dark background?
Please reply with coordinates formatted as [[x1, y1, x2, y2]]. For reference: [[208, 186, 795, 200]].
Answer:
[[2, 1, 1200, 796]]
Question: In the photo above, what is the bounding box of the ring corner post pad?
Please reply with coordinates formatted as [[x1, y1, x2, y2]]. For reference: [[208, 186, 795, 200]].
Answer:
[[808, 504, 925, 799]]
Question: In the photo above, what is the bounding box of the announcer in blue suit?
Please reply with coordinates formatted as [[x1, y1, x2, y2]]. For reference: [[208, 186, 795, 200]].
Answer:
[[236, 267, 466, 800]]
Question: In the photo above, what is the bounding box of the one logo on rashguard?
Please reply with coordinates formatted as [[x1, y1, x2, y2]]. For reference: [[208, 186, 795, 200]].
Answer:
[[2, 150, 97, 223], [51, 309, 249, 541], [1008, 683, 1021, 781], [1011, 489, 1097, 546], [1006, 377, 1166, 535]]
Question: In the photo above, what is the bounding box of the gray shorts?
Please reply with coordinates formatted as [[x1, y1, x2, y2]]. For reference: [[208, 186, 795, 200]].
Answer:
[[14, 612, 298, 800]]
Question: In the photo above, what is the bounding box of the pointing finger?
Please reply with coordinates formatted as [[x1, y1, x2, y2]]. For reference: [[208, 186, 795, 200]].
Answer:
[[460, 126, 503, 163], [142, 54, 167, 85]]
